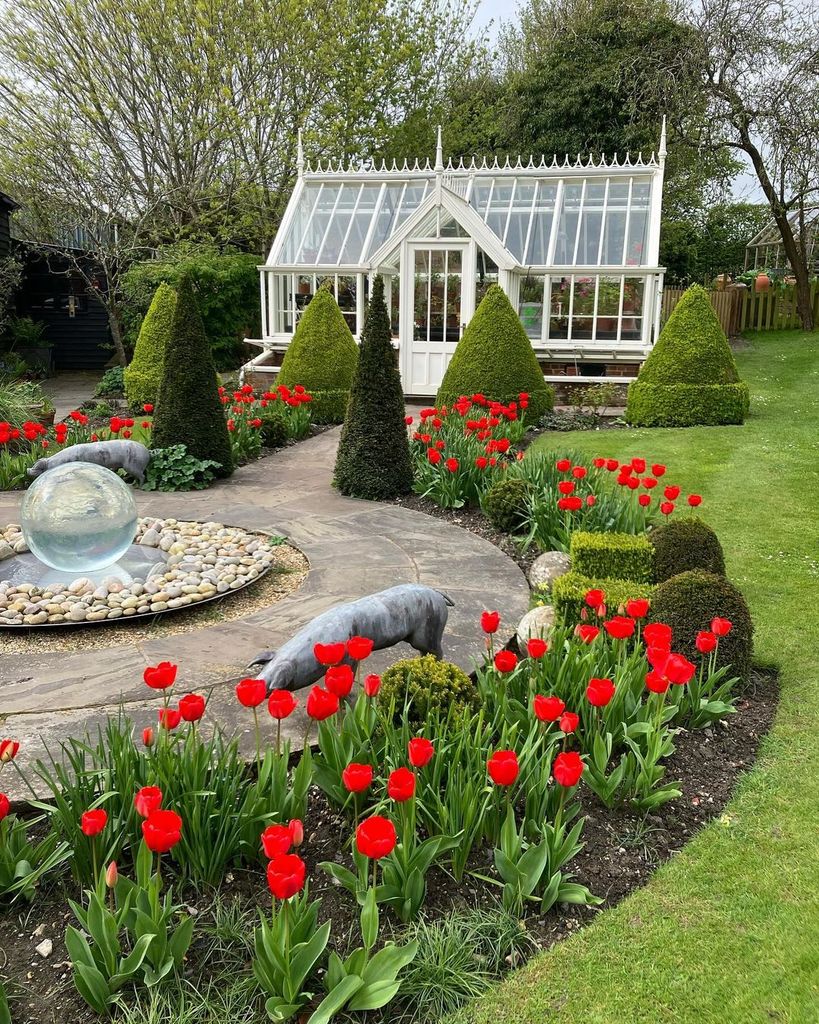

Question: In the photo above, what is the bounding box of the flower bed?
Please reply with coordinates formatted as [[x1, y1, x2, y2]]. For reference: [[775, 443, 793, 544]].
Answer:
[[0, 592, 771, 1023]]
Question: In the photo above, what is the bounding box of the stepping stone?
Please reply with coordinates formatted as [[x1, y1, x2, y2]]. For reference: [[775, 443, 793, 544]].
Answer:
[[528, 550, 571, 590]]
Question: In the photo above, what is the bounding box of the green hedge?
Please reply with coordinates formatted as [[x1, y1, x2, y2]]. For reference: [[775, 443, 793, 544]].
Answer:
[[437, 284, 554, 423], [309, 389, 350, 425], [649, 516, 726, 583], [121, 247, 261, 371], [124, 282, 176, 409], [551, 571, 655, 625], [626, 381, 750, 426], [570, 531, 654, 583]]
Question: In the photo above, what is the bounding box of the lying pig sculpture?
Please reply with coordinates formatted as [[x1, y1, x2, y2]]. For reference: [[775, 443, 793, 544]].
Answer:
[[28, 440, 152, 483], [249, 583, 453, 692]]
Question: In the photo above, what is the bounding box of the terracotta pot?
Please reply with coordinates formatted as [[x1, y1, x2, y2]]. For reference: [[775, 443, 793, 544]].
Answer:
[[755, 273, 771, 293]]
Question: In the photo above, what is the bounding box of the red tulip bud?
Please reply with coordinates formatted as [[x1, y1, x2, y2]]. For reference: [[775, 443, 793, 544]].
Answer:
[[105, 861, 118, 888]]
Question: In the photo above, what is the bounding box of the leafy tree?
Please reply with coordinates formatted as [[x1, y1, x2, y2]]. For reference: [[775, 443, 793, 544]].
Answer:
[[334, 276, 413, 500], [152, 275, 233, 476], [660, 203, 769, 284]]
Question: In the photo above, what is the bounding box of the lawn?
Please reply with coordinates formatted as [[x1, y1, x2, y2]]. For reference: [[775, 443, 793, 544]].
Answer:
[[450, 329, 819, 1024]]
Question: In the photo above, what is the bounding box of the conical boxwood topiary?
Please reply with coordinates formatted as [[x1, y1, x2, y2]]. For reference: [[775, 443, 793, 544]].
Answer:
[[277, 284, 359, 424], [436, 284, 554, 422], [124, 282, 176, 410], [626, 284, 750, 426], [151, 275, 233, 477], [334, 275, 413, 499]]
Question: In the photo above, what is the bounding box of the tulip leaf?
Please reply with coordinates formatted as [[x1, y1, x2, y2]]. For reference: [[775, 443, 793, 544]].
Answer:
[[318, 861, 358, 894], [73, 962, 114, 1014], [169, 913, 194, 965], [307, 975, 364, 1024], [346, 979, 403, 1012]]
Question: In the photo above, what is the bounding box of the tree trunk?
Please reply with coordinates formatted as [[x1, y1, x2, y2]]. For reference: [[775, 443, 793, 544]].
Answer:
[[107, 308, 128, 366]]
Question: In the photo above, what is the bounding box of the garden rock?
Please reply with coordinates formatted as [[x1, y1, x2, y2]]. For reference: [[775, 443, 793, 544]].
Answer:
[[516, 604, 556, 646], [35, 939, 52, 958], [528, 550, 571, 590]]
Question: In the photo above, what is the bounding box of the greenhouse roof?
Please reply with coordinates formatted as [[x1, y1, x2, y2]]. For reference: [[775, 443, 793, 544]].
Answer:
[[746, 208, 819, 248], [267, 129, 665, 272]]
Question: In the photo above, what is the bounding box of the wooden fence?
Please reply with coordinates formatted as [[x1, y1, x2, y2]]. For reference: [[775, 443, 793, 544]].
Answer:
[[662, 280, 819, 335]]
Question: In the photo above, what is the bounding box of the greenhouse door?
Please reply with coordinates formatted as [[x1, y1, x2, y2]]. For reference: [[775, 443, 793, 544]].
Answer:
[[402, 242, 469, 395]]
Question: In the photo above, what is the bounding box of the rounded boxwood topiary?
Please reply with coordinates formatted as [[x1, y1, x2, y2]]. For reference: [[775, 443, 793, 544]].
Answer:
[[334, 275, 413, 499], [151, 275, 233, 477], [124, 282, 176, 410], [436, 285, 554, 423], [260, 406, 289, 448], [378, 654, 480, 728], [649, 569, 753, 680], [626, 284, 750, 427], [482, 476, 532, 534], [649, 516, 726, 583], [276, 285, 359, 423]]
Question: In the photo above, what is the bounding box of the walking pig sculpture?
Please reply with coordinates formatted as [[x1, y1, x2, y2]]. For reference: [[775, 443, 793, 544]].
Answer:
[[249, 584, 453, 692], [27, 440, 152, 484]]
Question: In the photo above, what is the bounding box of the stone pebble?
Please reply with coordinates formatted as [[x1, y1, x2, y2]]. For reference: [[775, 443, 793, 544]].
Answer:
[[0, 518, 276, 625]]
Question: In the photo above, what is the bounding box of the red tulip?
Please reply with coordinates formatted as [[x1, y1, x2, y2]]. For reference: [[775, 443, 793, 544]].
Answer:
[[493, 650, 518, 673], [427, 448, 442, 465], [158, 707, 181, 730], [387, 767, 416, 802], [105, 861, 118, 888], [0, 739, 19, 763], [593, 457, 606, 468], [643, 622, 672, 649], [584, 589, 605, 609], [267, 852, 306, 899], [81, 809, 108, 837], [556, 458, 572, 472], [604, 616, 635, 640], [605, 459, 619, 471], [626, 599, 650, 619], [408, 738, 435, 768], [347, 636, 374, 661], [143, 662, 177, 690], [289, 818, 304, 848], [631, 458, 646, 474], [576, 624, 600, 644], [558, 496, 583, 511], [268, 689, 298, 719], [638, 494, 651, 507], [314, 642, 345, 666], [364, 674, 381, 697], [651, 463, 666, 477], [533, 694, 564, 722], [558, 480, 575, 495], [0, 794, 9, 821], [356, 815, 397, 860], [134, 786, 162, 818], [641, 477, 658, 489], [342, 762, 373, 793], [306, 686, 339, 720], [142, 727, 155, 748], [711, 617, 733, 637], [142, 809, 182, 853], [325, 664, 354, 698], [660, 501, 675, 516], [696, 630, 717, 653], [572, 466, 587, 479], [445, 457, 459, 472], [586, 677, 615, 707], [553, 751, 584, 787], [687, 494, 702, 507], [645, 671, 670, 694], [559, 711, 579, 733], [526, 637, 548, 658], [664, 653, 697, 685], [261, 823, 292, 858], [481, 610, 500, 634], [236, 677, 267, 708], [664, 485, 681, 500], [487, 749, 519, 786], [179, 693, 206, 722]]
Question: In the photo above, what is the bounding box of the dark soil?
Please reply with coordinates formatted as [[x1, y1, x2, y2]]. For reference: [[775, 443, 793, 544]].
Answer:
[[0, 670, 778, 1024]]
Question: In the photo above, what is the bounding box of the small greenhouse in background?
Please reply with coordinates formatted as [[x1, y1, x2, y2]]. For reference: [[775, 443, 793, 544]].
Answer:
[[246, 124, 669, 395]]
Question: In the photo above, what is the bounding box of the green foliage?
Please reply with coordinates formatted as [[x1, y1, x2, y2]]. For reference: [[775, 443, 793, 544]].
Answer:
[[259, 406, 289, 448], [660, 203, 769, 285], [550, 571, 654, 625], [482, 477, 532, 534], [143, 445, 220, 491], [436, 285, 554, 423], [121, 249, 260, 370], [649, 570, 754, 681], [0, 813, 71, 902], [334, 276, 413, 499], [94, 366, 125, 397], [627, 284, 749, 426], [649, 516, 726, 583], [570, 531, 654, 583], [0, 378, 47, 428], [309, 389, 351, 425], [378, 655, 480, 728], [151, 276, 233, 476], [276, 286, 358, 411], [124, 282, 177, 409]]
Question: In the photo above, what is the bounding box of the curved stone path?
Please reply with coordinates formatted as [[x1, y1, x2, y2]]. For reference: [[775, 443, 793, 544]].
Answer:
[[0, 429, 529, 797]]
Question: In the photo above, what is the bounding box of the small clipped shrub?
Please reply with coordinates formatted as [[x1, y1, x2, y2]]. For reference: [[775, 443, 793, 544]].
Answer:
[[649, 570, 753, 680], [94, 365, 125, 398], [551, 571, 654, 625], [570, 531, 654, 583], [378, 655, 480, 728], [436, 285, 554, 423], [482, 477, 532, 534], [124, 282, 177, 409], [259, 406, 289, 448], [151, 276, 233, 477], [276, 286, 358, 424], [627, 284, 749, 426], [649, 516, 726, 583], [334, 276, 413, 499]]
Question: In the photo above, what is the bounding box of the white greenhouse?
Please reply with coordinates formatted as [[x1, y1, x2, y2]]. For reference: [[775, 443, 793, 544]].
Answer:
[[246, 124, 668, 396]]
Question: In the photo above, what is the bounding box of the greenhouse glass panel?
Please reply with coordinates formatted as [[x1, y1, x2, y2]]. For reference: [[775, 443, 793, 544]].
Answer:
[[600, 182, 629, 264], [469, 177, 494, 219], [570, 276, 596, 339], [625, 181, 650, 265], [621, 277, 644, 340], [575, 182, 606, 265], [486, 179, 515, 239], [504, 181, 537, 260], [525, 183, 558, 264], [298, 185, 341, 263], [549, 277, 570, 338], [317, 185, 359, 263], [553, 183, 583, 265], [518, 275, 546, 340], [394, 182, 430, 231], [339, 185, 381, 264], [475, 249, 499, 306], [595, 276, 623, 339], [280, 185, 323, 263]]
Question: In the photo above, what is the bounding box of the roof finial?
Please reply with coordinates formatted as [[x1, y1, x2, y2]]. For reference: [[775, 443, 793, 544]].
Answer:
[[659, 115, 667, 163], [435, 125, 443, 172], [297, 128, 304, 178]]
